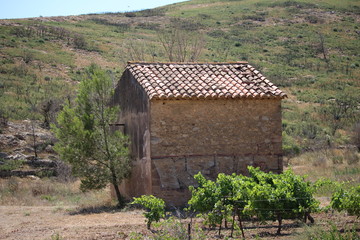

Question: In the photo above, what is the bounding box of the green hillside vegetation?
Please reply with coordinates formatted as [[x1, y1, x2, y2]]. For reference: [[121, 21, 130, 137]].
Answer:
[[0, 0, 359, 158]]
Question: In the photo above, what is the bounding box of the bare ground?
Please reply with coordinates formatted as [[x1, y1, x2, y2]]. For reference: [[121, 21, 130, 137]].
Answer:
[[1, 205, 358, 240], [0, 206, 147, 240]]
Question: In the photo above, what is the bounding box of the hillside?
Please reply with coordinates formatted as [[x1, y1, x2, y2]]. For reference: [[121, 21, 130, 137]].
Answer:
[[0, 0, 359, 158]]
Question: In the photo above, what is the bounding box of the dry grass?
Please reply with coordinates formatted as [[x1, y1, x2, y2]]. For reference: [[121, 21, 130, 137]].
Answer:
[[0, 177, 112, 208], [285, 148, 360, 197], [286, 148, 360, 181]]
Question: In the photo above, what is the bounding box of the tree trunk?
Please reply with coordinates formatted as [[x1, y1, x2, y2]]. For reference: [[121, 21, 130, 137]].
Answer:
[[230, 208, 236, 238], [307, 213, 315, 223], [218, 222, 222, 236], [317, 32, 329, 67], [112, 181, 125, 208], [276, 213, 282, 235], [188, 222, 191, 240], [110, 167, 124, 208]]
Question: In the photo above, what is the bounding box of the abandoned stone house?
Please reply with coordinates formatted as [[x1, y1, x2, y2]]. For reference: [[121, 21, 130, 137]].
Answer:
[[112, 61, 287, 206]]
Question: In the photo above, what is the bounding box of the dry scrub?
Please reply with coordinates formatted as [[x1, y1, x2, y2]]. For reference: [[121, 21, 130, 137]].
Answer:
[[0, 177, 111, 207], [286, 148, 359, 182]]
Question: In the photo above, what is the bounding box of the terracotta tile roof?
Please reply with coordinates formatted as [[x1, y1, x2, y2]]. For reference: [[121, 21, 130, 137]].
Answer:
[[126, 62, 287, 100]]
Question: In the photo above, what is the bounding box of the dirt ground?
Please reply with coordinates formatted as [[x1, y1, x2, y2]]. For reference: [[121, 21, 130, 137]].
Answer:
[[0, 206, 147, 240], [1, 205, 359, 240]]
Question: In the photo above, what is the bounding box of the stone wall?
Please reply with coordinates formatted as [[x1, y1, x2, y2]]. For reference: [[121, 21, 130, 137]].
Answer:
[[113, 70, 152, 198], [149, 99, 283, 206]]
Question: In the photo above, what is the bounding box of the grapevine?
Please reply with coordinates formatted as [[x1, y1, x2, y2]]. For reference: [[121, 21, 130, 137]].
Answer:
[[188, 167, 320, 235]]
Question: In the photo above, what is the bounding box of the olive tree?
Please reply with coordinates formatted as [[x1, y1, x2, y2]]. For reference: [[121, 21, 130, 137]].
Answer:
[[52, 64, 130, 208]]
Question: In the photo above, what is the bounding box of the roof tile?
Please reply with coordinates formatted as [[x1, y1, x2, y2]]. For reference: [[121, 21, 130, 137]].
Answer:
[[126, 62, 287, 100]]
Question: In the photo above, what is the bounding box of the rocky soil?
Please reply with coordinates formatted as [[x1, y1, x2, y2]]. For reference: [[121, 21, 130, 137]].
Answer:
[[0, 120, 61, 178]]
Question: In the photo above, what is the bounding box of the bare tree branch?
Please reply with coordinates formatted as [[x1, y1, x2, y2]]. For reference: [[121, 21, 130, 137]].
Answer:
[[158, 27, 205, 62]]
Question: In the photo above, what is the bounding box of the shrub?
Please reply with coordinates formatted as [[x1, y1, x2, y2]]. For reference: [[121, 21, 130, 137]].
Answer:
[[51, 233, 63, 240], [137, 9, 165, 17], [344, 151, 359, 165], [73, 34, 87, 50], [282, 132, 301, 156], [6, 177, 19, 194], [305, 15, 324, 24], [352, 122, 360, 151], [207, 30, 227, 38], [132, 195, 165, 229], [0, 109, 8, 130], [125, 12, 136, 18], [169, 18, 204, 31], [23, 50, 34, 64], [136, 23, 160, 31], [0, 159, 24, 172], [331, 185, 360, 217], [115, 23, 131, 33], [242, 14, 266, 22]]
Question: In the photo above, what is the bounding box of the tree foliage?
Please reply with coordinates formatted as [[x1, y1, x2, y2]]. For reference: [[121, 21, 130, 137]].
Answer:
[[52, 64, 130, 207]]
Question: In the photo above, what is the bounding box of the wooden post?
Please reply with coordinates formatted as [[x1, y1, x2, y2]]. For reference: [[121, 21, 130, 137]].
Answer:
[[188, 222, 191, 240]]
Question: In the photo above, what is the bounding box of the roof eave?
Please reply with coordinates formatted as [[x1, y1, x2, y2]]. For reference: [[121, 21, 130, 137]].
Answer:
[[150, 95, 287, 101]]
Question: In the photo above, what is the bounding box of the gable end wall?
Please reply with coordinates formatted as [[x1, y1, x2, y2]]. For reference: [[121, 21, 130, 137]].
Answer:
[[149, 99, 283, 206]]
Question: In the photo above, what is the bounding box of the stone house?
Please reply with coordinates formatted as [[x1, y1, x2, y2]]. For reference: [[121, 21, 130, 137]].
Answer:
[[112, 61, 287, 206]]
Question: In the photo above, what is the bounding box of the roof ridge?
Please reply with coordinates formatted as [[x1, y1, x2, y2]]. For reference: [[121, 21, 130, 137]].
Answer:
[[127, 61, 249, 65]]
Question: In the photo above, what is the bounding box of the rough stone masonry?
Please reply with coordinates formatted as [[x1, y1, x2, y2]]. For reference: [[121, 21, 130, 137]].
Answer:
[[113, 62, 286, 206]]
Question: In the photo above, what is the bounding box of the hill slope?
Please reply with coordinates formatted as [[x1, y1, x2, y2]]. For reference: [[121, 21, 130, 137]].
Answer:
[[0, 0, 359, 156]]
